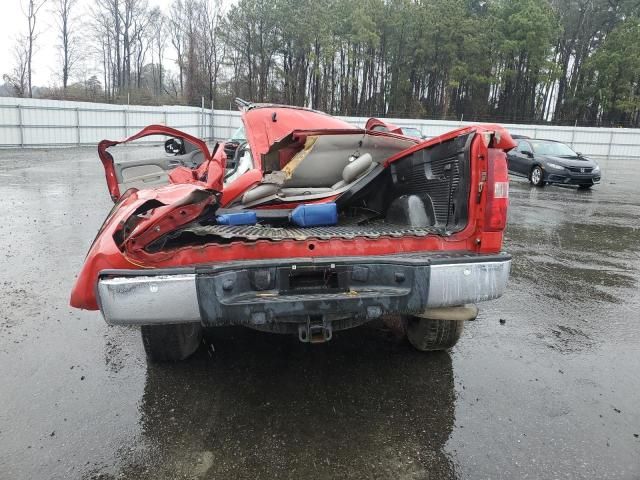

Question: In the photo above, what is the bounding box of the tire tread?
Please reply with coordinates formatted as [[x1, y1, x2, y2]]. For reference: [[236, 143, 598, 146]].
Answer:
[[407, 317, 464, 351], [141, 323, 203, 362]]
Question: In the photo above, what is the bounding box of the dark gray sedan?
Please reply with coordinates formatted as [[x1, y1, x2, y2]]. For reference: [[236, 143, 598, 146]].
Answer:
[[507, 139, 601, 189]]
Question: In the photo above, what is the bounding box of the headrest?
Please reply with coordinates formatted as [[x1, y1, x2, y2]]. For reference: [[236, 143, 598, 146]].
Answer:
[[342, 153, 373, 183], [241, 183, 279, 204]]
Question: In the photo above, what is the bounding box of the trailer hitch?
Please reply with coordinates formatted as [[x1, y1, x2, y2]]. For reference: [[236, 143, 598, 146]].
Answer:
[[298, 316, 333, 343]]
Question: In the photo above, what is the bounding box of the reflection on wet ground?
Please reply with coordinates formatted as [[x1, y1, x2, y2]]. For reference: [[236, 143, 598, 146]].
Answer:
[[100, 327, 456, 479], [0, 149, 639, 479]]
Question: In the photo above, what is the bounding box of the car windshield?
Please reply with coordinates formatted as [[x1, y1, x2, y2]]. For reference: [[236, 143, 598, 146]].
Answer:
[[530, 141, 577, 156], [229, 126, 246, 142], [403, 127, 422, 137]]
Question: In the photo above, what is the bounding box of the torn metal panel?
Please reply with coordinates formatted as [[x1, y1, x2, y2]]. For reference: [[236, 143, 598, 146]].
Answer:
[[281, 135, 318, 179]]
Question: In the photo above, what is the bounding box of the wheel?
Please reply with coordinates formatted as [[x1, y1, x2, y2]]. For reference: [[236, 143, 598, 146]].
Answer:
[[140, 323, 203, 362], [529, 165, 545, 187], [406, 317, 464, 351], [578, 184, 593, 190]]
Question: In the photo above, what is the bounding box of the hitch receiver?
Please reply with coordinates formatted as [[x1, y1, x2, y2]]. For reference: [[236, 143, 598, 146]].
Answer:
[[298, 316, 333, 343]]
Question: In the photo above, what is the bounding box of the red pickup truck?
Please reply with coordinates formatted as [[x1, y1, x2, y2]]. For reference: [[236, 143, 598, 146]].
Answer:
[[70, 101, 513, 362]]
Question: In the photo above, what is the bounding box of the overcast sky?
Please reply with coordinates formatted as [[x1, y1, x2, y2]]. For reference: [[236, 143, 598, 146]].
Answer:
[[1, 0, 175, 87]]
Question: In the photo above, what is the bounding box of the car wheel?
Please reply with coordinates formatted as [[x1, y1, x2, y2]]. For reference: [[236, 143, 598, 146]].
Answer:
[[578, 184, 593, 190], [529, 165, 544, 187], [140, 323, 203, 362], [406, 316, 464, 351]]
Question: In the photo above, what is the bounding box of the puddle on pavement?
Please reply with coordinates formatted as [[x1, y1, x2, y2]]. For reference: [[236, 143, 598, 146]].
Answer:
[[86, 326, 458, 479]]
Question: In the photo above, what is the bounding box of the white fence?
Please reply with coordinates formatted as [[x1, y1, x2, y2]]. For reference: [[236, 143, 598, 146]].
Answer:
[[1, 97, 639, 158], [340, 116, 640, 158], [0, 97, 214, 147]]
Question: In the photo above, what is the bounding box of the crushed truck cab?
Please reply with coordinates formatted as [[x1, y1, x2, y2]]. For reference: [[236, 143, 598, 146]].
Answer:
[[71, 99, 513, 362]]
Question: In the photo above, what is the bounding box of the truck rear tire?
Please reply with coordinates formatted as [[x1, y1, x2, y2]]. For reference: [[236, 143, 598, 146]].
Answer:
[[140, 323, 203, 362], [406, 317, 464, 351]]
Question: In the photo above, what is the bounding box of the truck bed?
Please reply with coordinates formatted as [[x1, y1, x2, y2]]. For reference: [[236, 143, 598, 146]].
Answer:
[[156, 222, 444, 245]]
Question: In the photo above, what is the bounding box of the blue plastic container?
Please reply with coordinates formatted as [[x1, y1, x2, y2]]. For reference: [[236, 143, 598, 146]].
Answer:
[[216, 211, 257, 225], [290, 203, 338, 227]]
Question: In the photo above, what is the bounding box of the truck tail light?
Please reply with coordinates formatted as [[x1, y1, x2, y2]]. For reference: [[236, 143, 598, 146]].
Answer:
[[485, 150, 509, 231]]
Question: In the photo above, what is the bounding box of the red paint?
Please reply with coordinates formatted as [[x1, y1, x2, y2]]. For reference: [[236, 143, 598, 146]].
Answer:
[[98, 124, 223, 202], [242, 106, 357, 162], [71, 106, 511, 311], [365, 117, 404, 134], [384, 124, 515, 167], [220, 169, 263, 205]]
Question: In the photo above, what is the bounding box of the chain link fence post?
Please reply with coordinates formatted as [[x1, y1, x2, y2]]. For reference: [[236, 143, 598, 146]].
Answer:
[[123, 107, 128, 138], [76, 108, 81, 146], [200, 97, 205, 139], [210, 100, 214, 142], [17, 104, 24, 147], [569, 120, 577, 148]]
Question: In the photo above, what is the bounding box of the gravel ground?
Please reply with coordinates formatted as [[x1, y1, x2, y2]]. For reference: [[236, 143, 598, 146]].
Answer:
[[0, 147, 638, 479]]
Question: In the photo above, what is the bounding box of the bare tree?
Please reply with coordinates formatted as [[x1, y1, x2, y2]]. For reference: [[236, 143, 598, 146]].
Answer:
[[52, 0, 80, 91], [131, 3, 154, 89], [91, 0, 119, 98], [150, 9, 166, 96], [169, 0, 186, 97], [21, 0, 48, 97], [91, 0, 153, 97], [2, 41, 30, 97], [201, 0, 225, 106]]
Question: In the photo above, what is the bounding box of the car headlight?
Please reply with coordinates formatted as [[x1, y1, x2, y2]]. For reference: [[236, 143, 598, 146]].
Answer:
[[546, 163, 565, 170], [593, 165, 600, 173]]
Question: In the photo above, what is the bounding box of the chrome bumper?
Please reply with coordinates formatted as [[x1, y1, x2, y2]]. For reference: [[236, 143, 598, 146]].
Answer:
[[97, 274, 201, 325], [427, 260, 511, 308], [97, 255, 511, 326]]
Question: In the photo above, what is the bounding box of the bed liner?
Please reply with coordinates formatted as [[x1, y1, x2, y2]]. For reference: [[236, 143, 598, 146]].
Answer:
[[159, 222, 446, 243]]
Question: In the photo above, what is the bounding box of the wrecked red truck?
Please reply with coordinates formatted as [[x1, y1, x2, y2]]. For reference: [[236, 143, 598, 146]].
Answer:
[[70, 99, 513, 362]]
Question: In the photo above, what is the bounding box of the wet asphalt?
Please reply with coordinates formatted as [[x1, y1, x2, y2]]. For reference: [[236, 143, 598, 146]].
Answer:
[[0, 148, 638, 479]]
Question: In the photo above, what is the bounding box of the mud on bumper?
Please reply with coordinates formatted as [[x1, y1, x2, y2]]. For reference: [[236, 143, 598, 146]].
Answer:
[[97, 253, 511, 332]]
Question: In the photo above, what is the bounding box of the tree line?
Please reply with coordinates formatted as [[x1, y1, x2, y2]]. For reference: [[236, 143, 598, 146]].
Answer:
[[4, 0, 640, 127]]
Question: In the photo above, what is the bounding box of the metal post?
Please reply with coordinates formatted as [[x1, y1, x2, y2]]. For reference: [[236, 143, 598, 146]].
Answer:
[[75, 108, 81, 146], [210, 100, 214, 141], [569, 120, 577, 148], [17, 105, 24, 147], [606, 130, 613, 158], [201, 96, 205, 139], [123, 108, 128, 137]]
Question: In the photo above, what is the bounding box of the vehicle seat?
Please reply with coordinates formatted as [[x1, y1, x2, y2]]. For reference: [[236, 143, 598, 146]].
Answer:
[[180, 150, 205, 168], [241, 153, 373, 205]]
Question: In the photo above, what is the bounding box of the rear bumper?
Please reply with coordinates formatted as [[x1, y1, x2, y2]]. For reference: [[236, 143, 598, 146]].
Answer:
[[97, 253, 511, 326]]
